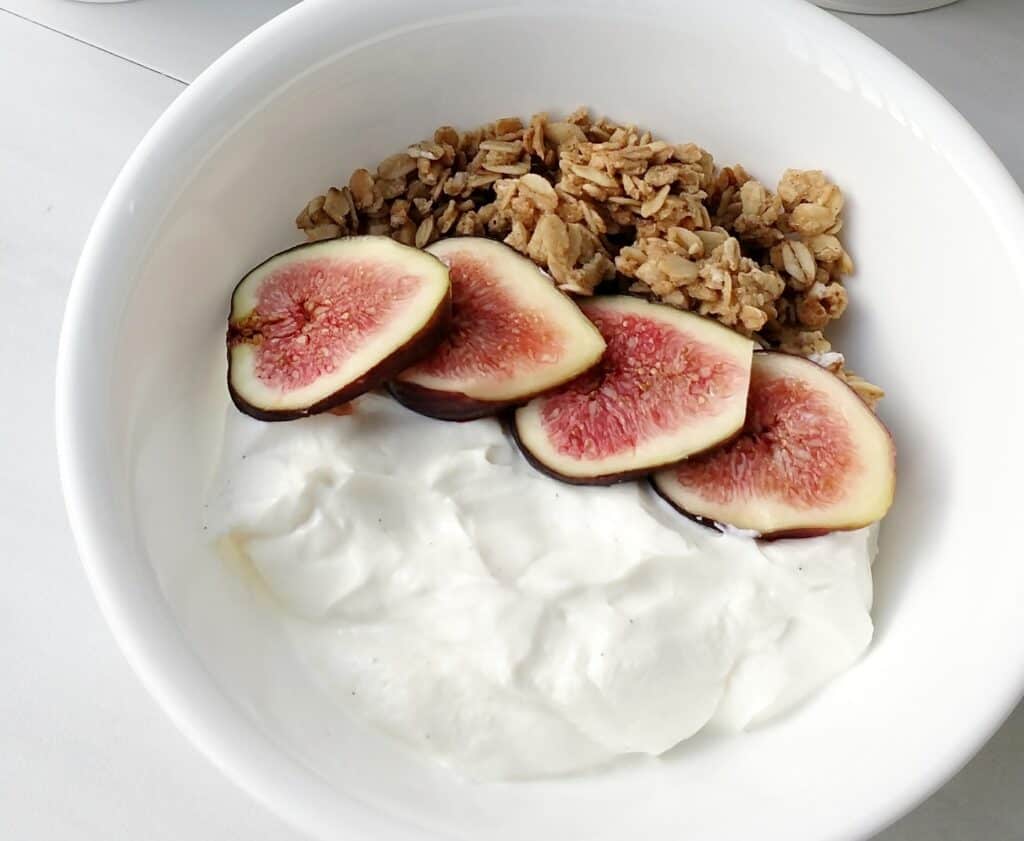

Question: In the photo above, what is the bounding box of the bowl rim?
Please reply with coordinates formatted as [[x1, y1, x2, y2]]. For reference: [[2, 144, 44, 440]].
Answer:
[[56, 1, 1024, 839]]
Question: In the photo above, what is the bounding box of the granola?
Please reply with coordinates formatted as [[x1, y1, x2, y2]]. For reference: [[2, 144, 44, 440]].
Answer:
[[296, 109, 881, 404]]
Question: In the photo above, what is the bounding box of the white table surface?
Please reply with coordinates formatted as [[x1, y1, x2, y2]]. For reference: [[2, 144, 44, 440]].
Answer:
[[1, 1, 1020, 839]]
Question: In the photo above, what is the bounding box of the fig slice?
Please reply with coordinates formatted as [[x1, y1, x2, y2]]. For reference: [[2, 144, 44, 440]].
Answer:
[[227, 236, 451, 421], [652, 352, 896, 539], [512, 296, 754, 484], [389, 237, 606, 421]]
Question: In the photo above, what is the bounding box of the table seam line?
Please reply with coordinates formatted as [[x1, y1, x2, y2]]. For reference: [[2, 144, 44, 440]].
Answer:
[[0, 6, 188, 86]]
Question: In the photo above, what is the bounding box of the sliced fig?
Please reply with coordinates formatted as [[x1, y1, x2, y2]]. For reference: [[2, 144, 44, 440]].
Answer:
[[512, 296, 754, 484], [389, 237, 606, 420], [652, 352, 895, 538], [227, 236, 451, 421]]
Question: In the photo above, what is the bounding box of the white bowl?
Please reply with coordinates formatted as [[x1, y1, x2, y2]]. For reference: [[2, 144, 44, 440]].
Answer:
[[56, 0, 1024, 838], [814, 1, 959, 13]]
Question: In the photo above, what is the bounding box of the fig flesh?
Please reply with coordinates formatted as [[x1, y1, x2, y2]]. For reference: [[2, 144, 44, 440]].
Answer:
[[513, 296, 754, 484], [227, 236, 451, 421], [652, 352, 895, 538], [389, 238, 606, 420]]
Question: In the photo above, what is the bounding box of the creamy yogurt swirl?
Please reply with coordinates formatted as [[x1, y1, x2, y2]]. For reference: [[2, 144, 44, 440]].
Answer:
[[209, 393, 875, 779]]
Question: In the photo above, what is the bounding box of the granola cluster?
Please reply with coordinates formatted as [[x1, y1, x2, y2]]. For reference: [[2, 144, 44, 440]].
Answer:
[[296, 109, 881, 406]]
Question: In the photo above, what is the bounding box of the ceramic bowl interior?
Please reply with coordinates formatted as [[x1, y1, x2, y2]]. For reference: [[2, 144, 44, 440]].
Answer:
[[57, 1, 1024, 840]]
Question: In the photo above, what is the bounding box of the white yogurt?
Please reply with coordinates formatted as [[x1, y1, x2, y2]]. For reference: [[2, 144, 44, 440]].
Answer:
[[207, 393, 876, 780]]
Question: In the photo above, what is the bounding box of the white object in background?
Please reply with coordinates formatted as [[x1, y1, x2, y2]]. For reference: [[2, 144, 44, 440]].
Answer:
[[815, 1, 959, 12]]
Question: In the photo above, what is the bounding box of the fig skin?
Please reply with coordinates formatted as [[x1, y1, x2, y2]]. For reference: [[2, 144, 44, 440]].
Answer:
[[389, 363, 609, 422], [227, 236, 452, 422], [387, 380, 513, 422], [512, 418, 747, 487], [651, 351, 896, 539], [650, 500, 835, 542]]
